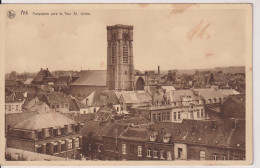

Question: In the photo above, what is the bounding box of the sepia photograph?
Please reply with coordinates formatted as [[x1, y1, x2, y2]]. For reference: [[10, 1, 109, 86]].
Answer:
[[0, 3, 252, 166]]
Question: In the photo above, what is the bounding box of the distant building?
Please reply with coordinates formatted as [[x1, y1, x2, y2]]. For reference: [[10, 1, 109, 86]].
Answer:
[[70, 70, 107, 97], [6, 112, 83, 159], [32, 68, 55, 85], [5, 92, 25, 114], [134, 89, 206, 123], [115, 91, 152, 112], [47, 92, 70, 113]]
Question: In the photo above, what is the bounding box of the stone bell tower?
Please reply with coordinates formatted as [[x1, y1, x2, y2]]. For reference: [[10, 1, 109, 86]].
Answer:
[[106, 24, 134, 90]]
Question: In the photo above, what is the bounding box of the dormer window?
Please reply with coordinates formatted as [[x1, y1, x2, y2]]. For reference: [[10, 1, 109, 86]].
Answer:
[[150, 132, 158, 142], [163, 132, 171, 143]]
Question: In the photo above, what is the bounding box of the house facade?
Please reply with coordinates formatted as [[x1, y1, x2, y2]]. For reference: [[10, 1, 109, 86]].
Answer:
[[6, 112, 83, 159]]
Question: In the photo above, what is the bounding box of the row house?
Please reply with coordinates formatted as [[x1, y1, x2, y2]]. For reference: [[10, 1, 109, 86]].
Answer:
[[193, 87, 224, 105], [133, 89, 206, 123], [47, 92, 70, 113], [80, 91, 105, 114], [81, 119, 245, 161], [5, 92, 25, 114], [115, 90, 152, 113], [6, 112, 83, 159], [32, 68, 55, 85], [80, 90, 122, 115]]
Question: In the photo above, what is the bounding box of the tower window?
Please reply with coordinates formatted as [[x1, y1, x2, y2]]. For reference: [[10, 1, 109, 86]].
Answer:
[[123, 43, 128, 63], [112, 46, 116, 64]]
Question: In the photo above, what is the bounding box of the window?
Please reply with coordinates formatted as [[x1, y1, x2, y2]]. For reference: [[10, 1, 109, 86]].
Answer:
[[178, 112, 181, 120], [147, 148, 152, 157], [123, 43, 128, 63], [53, 142, 58, 153], [68, 139, 73, 150], [201, 109, 204, 117], [160, 151, 165, 159], [153, 149, 158, 158], [213, 154, 218, 160], [222, 155, 226, 160], [65, 104, 68, 108], [117, 107, 119, 111], [52, 105, 55, 109], [167, 151, 172, 160], [122, 144, 126, 154], [157, 113, 161, 121], [162, 113, 166, 121], [94, 108, 96, 113], [200, 151, 206, 160], [61, 104, 64, 108], [8, 105, 11, 111], [61, 127, 65, 135], [16, 105, 18, 111], [37, 145, 43, 153], [166, 112, 170, 121], [197, 110, 200, 118], [56, 105, 59, 108], [177, 148, 183, 159], [88, 143, 92, 151], [174, 112, 177, 121], [152, 114, 156, 121], [75, 138, 79, 148], [112, 46, 117, 64], [130, 144, 134, 154], [138, 146, 142, 157], [61, 141, 66, 151], [38, 131, 43, 139]]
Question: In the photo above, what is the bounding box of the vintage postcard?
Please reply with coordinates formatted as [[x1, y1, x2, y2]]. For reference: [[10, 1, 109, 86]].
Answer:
[[0, 3, 252, 166]]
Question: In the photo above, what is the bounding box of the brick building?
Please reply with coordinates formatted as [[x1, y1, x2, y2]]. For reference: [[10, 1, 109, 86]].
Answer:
[[81, 118, 245, 161], [6, 112, 83, 159]]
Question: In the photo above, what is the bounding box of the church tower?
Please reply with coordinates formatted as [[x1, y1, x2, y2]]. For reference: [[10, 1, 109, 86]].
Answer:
[[106, 24, 134, 90]]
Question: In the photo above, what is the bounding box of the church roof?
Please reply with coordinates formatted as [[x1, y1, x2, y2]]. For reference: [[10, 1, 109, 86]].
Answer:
[[70, 70, 106, 87]]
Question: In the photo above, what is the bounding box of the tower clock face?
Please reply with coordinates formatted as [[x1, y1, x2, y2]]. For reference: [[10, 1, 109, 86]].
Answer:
[[123, 33, 129, 41]]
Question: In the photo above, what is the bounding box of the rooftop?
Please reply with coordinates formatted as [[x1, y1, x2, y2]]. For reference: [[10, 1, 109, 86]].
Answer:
[[12, 112, 76, 130]]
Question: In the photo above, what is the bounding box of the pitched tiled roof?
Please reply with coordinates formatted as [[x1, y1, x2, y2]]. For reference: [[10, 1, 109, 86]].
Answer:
[[67, 96, 81, 111], [33, 69, 52, 82], [23, 96, 39, 110], [119, 127, 148, 142], [194, 88, 224, 99], [228, 94, 245, 106], [23, 78, 34, 85], [101, 90, 120, 104], [115, 117, 150, 125], [151, 119, 245, 150], [47, 92, 69, 104], [5, 111, 39, 127], [167, 89, 201, 102], [218, 89, 240, 96], [161, 85, 176, 93], [5, 92, 25, 102], [115, 91, 152, 104], [13, 112, 76, 130], [70, 70, 106, 86], [62, 113, 95, 123], [29, 101, 51, 113]]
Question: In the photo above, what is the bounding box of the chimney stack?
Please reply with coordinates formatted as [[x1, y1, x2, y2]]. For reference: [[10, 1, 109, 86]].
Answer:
[[158, 66, 160, 75]]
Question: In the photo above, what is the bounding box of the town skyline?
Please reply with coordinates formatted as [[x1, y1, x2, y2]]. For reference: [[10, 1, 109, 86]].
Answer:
[[5, 5, 245, 73]]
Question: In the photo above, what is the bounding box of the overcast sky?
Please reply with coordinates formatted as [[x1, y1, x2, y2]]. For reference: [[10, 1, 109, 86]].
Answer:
[[5, 4, 246, 73]]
